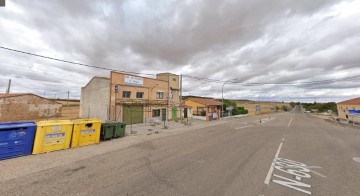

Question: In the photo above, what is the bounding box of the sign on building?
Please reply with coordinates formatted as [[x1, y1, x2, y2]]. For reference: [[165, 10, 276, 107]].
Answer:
[[124, 75, 144, 86], [349, 110, 360, 116]]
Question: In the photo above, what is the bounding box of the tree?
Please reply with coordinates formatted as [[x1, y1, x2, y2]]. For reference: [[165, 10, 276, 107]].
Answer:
[[219, 99, 248, 115]]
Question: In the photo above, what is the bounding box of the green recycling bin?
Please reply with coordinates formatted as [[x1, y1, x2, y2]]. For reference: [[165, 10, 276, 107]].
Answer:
[[100, 123, 114, 140], [113, 122, 126, 138]]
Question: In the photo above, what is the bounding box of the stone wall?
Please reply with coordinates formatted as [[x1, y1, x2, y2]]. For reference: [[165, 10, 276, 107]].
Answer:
[[0, 94, 62, 122]]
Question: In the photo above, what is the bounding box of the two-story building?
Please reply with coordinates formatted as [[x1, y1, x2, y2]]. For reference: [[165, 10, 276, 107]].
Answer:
[[80, 72, 180, 124]]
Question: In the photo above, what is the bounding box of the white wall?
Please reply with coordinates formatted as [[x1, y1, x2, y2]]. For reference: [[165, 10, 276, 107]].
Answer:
[[80, 78, 110, 122]]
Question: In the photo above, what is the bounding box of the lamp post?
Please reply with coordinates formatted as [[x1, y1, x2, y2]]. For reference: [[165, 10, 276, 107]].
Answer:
[[221, 79, 234, 119]]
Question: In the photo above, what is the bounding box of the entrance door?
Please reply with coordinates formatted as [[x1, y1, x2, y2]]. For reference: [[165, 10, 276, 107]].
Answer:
[[123, 105, 144, 124], [184, 108, 188, 118], [172, 107, 177, 120]]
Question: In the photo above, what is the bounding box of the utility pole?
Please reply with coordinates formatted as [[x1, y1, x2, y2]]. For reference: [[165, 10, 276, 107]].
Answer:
[[67, 91, 70, 107], [180, 74, 183, 119], [6, 79, 11, 94], [221, 79, 233, 119]]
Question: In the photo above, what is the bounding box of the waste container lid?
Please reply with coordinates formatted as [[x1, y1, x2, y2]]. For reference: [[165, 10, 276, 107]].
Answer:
[[37, 120, 73, 126], [73, 118, 101, 124], [0, 121, 36, 129]]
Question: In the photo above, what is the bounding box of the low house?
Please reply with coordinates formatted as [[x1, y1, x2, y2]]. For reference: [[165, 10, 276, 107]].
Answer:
[[184, 98, 221, 121], [0, 93, 62, 121], [180, 104, 193, 119], [337, 97, 360, 124]]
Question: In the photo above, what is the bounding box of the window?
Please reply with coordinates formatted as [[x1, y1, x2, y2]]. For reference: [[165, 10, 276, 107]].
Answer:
[[153, 109, 161, 117], [156, 92, 164, 99], [122, 91, 131, 98], [172, 78, 176, 82], [136, 92, 144, 99]]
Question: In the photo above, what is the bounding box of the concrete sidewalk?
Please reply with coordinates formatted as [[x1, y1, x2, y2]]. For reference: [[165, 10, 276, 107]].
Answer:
[[0, 114, 278, 183], [0, 117, 230, 183]]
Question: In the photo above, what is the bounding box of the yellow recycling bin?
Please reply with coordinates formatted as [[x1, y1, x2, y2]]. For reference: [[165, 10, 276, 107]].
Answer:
[[71, 118, 101, 148], [33, 120, 74, 154]]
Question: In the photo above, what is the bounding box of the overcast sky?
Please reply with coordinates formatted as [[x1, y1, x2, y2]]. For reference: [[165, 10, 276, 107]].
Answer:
[[0, 0, 359, 102]]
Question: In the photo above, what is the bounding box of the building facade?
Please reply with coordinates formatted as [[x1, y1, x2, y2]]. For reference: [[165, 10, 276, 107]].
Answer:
[[109, 72, 180, 124], [184, 98, 221, 121], [337, 97, 360, 124], [80, 77, 110, 121], [0, 93, 62, 122]]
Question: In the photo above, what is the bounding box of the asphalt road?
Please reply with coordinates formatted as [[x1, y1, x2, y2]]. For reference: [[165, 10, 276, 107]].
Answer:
[[2, 109, 360, 196]]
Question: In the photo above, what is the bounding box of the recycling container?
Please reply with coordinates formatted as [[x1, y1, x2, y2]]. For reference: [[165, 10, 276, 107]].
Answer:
[[113, 122, 126, 138], [71, 118, 101, 148], [0, 121, 36, 160], [32, 120, 73, 155], [100, 123, 114, 141]]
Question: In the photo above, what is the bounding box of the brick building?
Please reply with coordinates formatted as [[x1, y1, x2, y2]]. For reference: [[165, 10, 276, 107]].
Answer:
[[80, 72, 181, 124], [0, 93, 62, 122]]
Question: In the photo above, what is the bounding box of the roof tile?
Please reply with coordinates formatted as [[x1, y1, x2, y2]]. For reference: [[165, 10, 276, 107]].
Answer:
[[186, 98, 222, 106], [338, 97, 360, 105]]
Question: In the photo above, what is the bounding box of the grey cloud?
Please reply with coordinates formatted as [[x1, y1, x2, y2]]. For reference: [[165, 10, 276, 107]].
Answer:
[[0, 0, 358, 102]]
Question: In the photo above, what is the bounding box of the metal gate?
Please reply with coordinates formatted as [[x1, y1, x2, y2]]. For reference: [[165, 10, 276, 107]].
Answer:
[[123, 105, 144, 124]]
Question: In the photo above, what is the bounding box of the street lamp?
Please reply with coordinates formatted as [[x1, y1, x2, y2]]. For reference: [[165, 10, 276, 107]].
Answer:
[[221, 79, 235, 119]]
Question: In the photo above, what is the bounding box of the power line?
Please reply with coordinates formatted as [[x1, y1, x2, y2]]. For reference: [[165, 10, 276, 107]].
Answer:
[[11, 81, 42, 94], [2, 45, 360, 86], [0, 46, 156, 76], [183, 74, 360, 86]]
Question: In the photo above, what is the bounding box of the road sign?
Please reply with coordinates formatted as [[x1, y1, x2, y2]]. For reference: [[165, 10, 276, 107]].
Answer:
[[115, 85, 119, 93], [226, 106, 234, 111]]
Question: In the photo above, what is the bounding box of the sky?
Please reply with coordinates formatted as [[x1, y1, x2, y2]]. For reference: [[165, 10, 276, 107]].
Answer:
[[0, 0, 359, 102]]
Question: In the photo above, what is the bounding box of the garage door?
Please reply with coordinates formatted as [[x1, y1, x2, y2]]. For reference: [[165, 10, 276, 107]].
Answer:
[[123, 105, 144, 124]]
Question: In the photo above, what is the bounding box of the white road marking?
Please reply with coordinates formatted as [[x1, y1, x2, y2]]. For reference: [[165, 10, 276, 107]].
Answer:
[[284, 166, 321, 169], [272, 158, 314, 195], [264, 139, 284, 185], [235, 125, 254, 129], [310, 170, 327, 178], [353, 157, 360, 163], [272, 174, 312, 195], [287, 117, 293, 128]]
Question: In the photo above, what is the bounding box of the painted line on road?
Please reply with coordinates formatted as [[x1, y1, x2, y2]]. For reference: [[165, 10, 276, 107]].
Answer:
[[264, 138, 284, 185], [235, 125, 254, 129], [287, 117, 293, 128], [353, 157, 360, 163], [310, 170, 327, 178]]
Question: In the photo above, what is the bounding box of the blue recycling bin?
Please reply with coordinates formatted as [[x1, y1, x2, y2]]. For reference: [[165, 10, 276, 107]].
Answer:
[[0, 121, 36, 160]]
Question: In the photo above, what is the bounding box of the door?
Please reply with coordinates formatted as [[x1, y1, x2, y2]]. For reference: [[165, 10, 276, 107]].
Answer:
[[123, 105, 144, 124], [184, 108, 188, 118], [172, 107, 177, 120]]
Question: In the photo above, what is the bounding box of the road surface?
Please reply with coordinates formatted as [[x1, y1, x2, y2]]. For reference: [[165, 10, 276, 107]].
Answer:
[[1, 108, 360, 195]]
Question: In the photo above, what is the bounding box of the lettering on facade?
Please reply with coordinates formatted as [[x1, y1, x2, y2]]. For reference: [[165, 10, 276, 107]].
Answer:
[[124, 75, 144, 86]]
